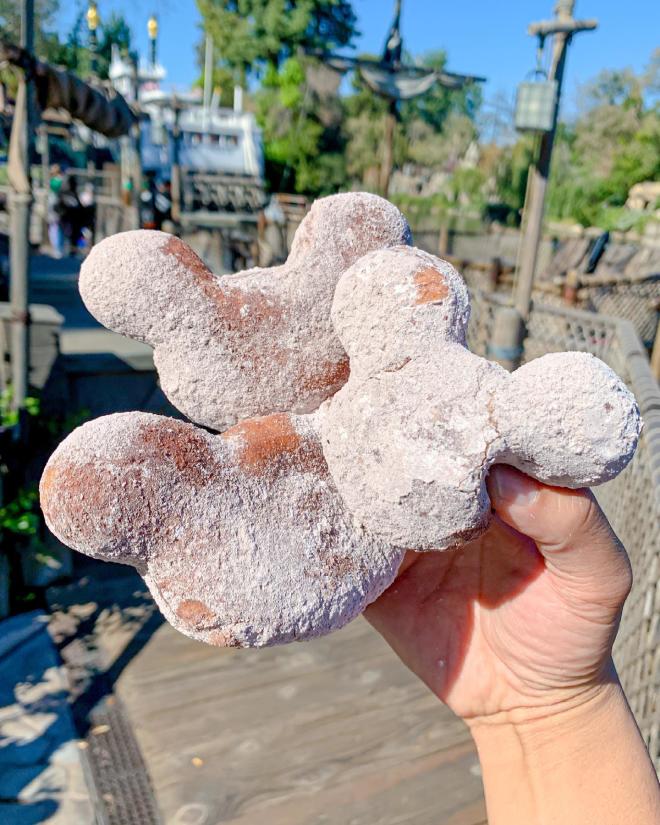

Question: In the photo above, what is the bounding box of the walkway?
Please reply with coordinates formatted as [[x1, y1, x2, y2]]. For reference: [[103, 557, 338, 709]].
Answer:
[[29, 254, 153, 367], [47, 562, 486, 825]]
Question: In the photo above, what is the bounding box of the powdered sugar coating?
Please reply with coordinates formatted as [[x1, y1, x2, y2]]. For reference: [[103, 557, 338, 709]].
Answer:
[[42, 212, 642, 647], [79, 193, 412, 431], [495, 351, 641, 486], [320, 246, 642, 550], [40, 412, 404, 647], [330, 246, 471, 378]]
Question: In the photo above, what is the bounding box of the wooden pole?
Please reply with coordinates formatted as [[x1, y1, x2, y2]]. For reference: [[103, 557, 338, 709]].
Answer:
[[380, 100, 397, 197], [8, 0, 34, 415], [515, 2, 597, 322]]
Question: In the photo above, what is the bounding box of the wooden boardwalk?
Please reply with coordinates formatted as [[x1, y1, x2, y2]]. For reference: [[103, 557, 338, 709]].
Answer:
[[117, 615, 486, 825], [48, 563, 485, 824]]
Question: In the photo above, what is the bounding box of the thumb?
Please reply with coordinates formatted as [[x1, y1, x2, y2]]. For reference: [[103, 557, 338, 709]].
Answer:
[[487, 465, 632, 604]]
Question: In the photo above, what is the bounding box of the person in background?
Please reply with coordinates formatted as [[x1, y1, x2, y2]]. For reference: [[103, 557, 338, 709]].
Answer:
[[139, 176, 157, 230], [154, 179, 172, 231], [58, 174, 83, 255], [79, 180, 96, 253], [47, 164, 64, 258]]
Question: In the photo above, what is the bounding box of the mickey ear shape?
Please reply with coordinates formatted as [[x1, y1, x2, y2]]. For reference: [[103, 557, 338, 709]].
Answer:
[[40, 411, 404, 647], [287, 190, 413, 266], [331, 246, 471, 377], [38, 413, 221, 569], [494, 351, 642, 486], [79, 193, 412, 432]]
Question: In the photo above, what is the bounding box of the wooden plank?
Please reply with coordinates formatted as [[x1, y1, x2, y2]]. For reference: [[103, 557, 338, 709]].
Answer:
[[117, 617, 485, 825]]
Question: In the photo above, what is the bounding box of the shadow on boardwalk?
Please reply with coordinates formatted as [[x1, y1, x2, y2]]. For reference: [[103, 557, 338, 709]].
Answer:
[[0, 559, 163, 824], [3, 555, 487, 824], [46, 559, 164, 735]]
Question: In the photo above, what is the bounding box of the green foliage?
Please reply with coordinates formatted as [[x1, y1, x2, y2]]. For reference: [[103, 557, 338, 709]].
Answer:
[[94, 11, 137, 79], [196, 0, 357, 83], [0, 388, 90, 561], [545, 87, 659, 227], [197, 1, 357, 194], [446, 166, 487, 209], [389, 192, 450, 224], [494, 135, 536, 224], [255, 55, 347, 195], [493, 53, 660, 230], [0, 0, 136, 80], [342, 50, 482, 192], [0, 486, 40, 537], [0, 387, 40, 427], [0, 0, 60, 57], [52, 10, 136, 80], [405, 112, 477, 172]]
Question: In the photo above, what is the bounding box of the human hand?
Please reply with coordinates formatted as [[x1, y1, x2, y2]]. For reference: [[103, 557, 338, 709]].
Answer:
[[365, 464, 633, 726]]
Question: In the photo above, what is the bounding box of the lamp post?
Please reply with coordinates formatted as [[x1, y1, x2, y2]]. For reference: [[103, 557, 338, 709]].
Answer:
[[148, 14, 158, 68], [87, 1, 99, 77]]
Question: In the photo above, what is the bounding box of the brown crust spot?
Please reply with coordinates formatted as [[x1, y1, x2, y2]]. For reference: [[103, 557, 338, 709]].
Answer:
[[223, 413, 328, 478], [205, 629, 243, 648], [41, 461, 117, 529], [162, 234, 213, 284], [162, 235, 283, 331], [414, 267, 449, 304], [40, 462, 62, 506], [136, 419, 218, 488], [40, 460, 155, 564], [299, 357, 350, 394], [176, 599, 217, 628], [223, 413, 301, 473]]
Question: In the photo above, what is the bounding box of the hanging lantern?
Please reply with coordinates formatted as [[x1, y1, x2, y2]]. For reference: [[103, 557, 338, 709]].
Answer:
[[514, 74, 557, 132], [515, 35, 557, 133]]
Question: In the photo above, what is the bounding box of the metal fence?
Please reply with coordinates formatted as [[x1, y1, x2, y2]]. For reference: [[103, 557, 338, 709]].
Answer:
[[469, 291, 660, 769]]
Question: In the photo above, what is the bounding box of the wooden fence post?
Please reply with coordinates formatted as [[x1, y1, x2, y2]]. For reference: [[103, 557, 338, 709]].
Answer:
[[488, 305, 526, 371]]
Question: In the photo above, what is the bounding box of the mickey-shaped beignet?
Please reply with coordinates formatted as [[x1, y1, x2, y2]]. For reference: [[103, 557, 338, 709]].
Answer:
[[320, 246, 642, 551], [40, 412, 403, 647], [41, 197, 642, 649], [79, 192, 411, 432]]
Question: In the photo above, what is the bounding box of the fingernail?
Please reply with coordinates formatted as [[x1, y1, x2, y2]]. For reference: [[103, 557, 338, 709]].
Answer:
[[490, 465, 539, 509]]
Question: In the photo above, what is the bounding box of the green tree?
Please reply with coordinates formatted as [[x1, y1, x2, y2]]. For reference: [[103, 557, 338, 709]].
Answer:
[[196, 0, 357, 83], [0, 1, 135, 79], [196, 0, 357, 194], [255, 55, 346, 195], [55, 10, 136, 79], [546, 54, 660, 228], [95, 11, 136, 79], [0, 0, 60, 56], [343, 50, 482, 191], [343, 54, 404, 187], [495, 51, 660, 230]]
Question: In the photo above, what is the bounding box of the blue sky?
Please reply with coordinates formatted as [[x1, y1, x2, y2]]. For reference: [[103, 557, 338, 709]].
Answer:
[[58, 0, 659, 116]]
